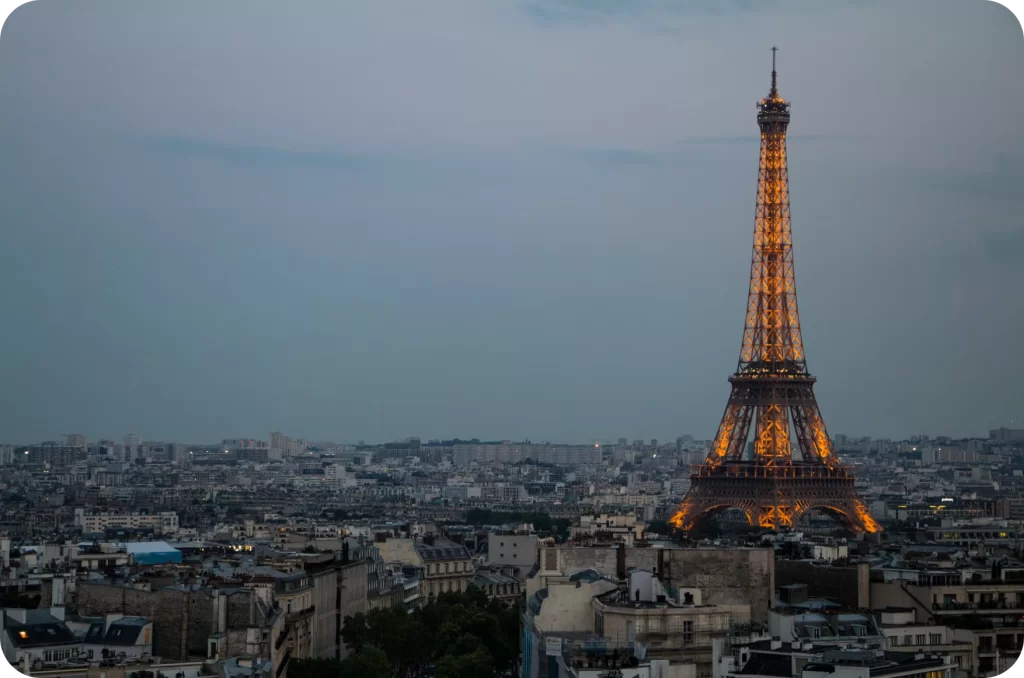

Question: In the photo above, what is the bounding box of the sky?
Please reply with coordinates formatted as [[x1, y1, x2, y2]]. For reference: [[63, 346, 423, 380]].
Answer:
[[0, 0, 1021, 445]]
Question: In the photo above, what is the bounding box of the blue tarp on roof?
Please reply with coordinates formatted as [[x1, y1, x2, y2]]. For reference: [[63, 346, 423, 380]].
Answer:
[[126, 541, 182, 565], [78, 540, 182, 565]]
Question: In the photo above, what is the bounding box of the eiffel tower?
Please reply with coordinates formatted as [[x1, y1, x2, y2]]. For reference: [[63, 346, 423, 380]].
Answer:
[[670, 49, 880, 534]]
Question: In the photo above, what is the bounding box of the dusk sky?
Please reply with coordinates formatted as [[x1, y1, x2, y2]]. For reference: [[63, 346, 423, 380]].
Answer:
[[0, 0, 1021, 445]]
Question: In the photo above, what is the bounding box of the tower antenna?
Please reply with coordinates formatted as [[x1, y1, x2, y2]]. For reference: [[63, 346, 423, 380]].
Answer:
[[770, 46, 778, 94]]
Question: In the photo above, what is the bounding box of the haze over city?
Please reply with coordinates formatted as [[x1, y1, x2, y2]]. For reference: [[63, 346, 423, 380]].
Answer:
[[3, 4, 1024, 678], [0, 0, 1021, 444]]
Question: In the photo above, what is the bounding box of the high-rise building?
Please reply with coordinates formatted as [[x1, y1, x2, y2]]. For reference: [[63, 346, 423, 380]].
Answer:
[[166, 442, 189, 464], [270, 431, 306, 458], [991, 427, 1024, 442], [65, 433, 87, 449], [222, 438, 270, 462]]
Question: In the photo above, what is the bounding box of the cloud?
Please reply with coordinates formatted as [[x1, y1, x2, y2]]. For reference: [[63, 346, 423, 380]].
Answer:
[[568, 134, 850, 165], [917, 151, 1024, 202], [140, 136, 374, 170], [0, 0, 1021, 442], [981, 230, 1024, 263], [523, 0, 787, 24]]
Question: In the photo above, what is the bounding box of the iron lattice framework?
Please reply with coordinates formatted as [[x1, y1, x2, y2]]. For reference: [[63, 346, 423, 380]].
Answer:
[[670, 49, 879, 534]]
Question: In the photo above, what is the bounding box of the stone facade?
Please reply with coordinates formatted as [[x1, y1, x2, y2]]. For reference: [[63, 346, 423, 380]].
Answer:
[[337, 560, 368, 659], [74, 583, 278, 662], [310, 567, 338, 659], [775, 560, 869, 609]]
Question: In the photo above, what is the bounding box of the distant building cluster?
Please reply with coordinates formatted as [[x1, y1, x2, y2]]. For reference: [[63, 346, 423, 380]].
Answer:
[[1, 427, 1022, 678]]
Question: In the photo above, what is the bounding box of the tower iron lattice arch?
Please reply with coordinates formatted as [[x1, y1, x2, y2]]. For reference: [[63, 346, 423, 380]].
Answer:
[[670, 48, 879, 534]]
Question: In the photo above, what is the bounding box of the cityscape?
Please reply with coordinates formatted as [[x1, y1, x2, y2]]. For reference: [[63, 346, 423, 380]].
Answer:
[[2, 3, 1023, 678]]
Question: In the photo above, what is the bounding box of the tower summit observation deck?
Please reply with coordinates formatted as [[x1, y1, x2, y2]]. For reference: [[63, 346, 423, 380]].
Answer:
[[670, 49, 879, 534]]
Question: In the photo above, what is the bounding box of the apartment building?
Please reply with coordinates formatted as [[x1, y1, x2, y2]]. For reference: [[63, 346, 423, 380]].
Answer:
[[487, 530, 540, 570], [871, 577, 1024, 676], [571, 514, 646, 546], [73, 508, 179, 536], [416, 539, 474, 599]]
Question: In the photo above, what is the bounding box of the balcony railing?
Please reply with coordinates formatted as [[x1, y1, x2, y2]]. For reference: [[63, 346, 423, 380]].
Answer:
[[933, 600, 1023, 611], [976, 641, 1024, 656], [285, 605, 315, 622]]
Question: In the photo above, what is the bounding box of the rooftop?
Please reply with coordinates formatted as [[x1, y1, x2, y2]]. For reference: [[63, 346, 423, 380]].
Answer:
[[3, 612, 80, 649], [84, 617, 149, 646], [415, 539, 470, 561]]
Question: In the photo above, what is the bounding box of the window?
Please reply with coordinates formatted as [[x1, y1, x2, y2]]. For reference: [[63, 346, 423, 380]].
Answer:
[[683, 620, 694, 644], [904, 635, 913, 645], [916, 634, 926, 645], [929, 633, 942, 645], [446, 563, 450, 573], [891, 636, 899, 646]]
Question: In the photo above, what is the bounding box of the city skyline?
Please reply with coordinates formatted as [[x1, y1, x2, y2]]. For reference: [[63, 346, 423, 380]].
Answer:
[[1, 0, 1022, 444], [9, 427, 1018, 450]]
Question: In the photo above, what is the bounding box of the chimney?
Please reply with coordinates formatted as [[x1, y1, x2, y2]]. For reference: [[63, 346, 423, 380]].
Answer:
[[616, 543, 626, 580]]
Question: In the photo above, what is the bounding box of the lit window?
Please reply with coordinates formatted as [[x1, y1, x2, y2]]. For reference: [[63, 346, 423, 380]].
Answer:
[[18, 631, 28, 639]]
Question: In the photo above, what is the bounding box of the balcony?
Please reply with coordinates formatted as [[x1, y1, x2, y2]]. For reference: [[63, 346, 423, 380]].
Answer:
[[978, 643, 1024, 657], [285, 605, 315, 623], [932, 600, 1023, 612]]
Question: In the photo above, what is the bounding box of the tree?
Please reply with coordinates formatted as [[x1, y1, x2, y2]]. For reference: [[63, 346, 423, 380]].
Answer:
[[339, 645, 392, 678], [436, 647, 494, 678], [341, 589, 520, 677]]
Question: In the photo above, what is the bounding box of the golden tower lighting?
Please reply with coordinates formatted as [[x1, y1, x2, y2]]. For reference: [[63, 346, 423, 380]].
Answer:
[[670, 48, 879, 534]]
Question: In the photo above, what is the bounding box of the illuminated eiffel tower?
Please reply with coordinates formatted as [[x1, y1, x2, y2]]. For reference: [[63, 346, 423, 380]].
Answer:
[[670, 49, 879, 534]]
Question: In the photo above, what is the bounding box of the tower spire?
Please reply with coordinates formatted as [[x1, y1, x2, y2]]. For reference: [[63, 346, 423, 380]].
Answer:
[[770, 46, 778, 96]]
